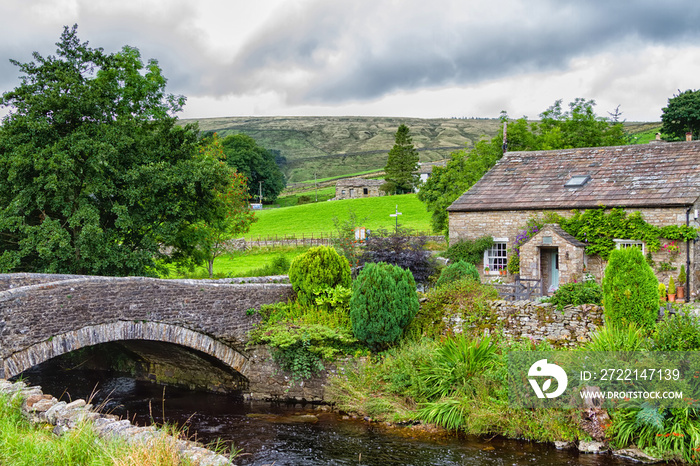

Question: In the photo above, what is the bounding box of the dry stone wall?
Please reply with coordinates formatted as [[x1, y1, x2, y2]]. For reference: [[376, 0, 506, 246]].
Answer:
[[447, 300, 604, 347]]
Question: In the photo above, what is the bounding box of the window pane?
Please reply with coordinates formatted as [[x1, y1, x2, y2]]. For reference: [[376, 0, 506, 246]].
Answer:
[[487, 242, 508, 270]]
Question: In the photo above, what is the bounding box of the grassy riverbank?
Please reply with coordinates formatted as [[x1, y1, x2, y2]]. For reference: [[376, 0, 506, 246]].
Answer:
[[0, 393, 196, 465]]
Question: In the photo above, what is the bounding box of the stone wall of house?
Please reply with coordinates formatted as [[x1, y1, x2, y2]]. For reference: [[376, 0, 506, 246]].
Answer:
[[448, 207, 698, 294], [447, 300, 604, 348], [335, 180, 384, 199], [519, 225, 586, 293]]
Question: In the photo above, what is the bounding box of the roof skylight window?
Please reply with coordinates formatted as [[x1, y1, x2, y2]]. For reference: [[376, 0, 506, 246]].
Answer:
[[565, 175, 591, 188]]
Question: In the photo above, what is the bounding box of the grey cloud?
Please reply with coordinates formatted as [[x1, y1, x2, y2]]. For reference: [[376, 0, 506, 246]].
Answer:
[[211, 0, 700, 104]]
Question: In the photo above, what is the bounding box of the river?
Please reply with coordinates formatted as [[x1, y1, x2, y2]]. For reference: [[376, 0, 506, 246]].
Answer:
[[16, 366, 640, 466]]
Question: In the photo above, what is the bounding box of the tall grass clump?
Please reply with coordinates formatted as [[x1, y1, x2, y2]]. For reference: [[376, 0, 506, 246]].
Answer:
[[0, 392, 199, 465], [602, 247, 659, 329], [585, 322, 647, 352]]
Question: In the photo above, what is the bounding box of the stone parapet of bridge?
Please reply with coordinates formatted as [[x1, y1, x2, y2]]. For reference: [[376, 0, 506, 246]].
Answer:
[[0, 274, 294, 386]]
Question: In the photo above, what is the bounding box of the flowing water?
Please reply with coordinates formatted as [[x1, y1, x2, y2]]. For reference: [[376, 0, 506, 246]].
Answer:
[[17, 366, 640, 466]]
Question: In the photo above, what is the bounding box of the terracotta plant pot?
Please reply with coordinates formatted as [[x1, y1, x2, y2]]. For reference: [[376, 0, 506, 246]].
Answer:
[[677, 286, 685, 299], [668, 294, 676, 302]]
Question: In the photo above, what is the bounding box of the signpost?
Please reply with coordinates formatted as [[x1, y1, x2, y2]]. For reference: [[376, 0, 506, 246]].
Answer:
[[390, 205, 402, 232]]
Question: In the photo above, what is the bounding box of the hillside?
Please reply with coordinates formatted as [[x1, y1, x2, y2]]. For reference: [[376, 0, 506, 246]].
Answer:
[[179, 116, 502, 182], [179, 116, 659, 183]]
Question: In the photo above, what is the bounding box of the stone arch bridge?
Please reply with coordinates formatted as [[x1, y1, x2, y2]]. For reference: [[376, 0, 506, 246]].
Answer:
[[0, 274, 324, 400]]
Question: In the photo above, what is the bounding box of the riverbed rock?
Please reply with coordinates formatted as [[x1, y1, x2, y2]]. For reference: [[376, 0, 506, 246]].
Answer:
[[578, 440, 607, 453], [0, 379, 234, 465], [613, 447, 662, 463], [554, 441, 572, 449]]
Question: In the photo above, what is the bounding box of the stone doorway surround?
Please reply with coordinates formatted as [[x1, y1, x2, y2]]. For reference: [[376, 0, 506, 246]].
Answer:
[[519, 224, 587, 293]]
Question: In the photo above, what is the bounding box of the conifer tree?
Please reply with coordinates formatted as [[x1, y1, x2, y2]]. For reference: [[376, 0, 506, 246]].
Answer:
[[382, 124, 419, 194]]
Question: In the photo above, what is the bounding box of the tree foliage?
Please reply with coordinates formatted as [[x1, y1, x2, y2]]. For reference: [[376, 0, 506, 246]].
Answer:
[[661, 89, 700, 141], [382, 124, 419, 194], [418, 99, 627, 234], [220, 133, 286, 203], [602, 247, 659, 329], [0, 25, 234, 276], [359, 228, 436, 284], [176, 134, 256, 278], [350, 262, 419, 351], [288, 246, 351, 307]]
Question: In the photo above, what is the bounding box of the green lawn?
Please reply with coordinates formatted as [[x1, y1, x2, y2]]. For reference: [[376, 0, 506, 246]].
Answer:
[[246, 193, 433, 239], [166, 246, 309, 279]]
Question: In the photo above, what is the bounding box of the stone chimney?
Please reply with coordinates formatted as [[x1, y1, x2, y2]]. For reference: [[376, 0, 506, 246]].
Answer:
[[656, 133, 661, 141], [687, 132, 693, 141]]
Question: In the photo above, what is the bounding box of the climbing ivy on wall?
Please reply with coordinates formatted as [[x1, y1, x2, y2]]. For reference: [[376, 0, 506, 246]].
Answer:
[[507, 207, 699, 273]]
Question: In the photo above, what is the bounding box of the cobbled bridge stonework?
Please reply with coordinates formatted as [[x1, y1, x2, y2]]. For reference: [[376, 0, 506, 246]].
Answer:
[[0, 274, 330, 400]]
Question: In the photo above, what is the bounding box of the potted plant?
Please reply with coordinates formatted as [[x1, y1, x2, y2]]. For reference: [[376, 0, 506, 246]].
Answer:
[[484, 266, 490, 274], [668, 276, 676, 302], [677, 265, 686, 300], [659, 282, 667, 303]]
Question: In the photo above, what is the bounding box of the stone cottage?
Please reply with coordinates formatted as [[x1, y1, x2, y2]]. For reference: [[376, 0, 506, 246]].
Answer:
[[335, 178, 385, 200], [447, 140, 700, 296]]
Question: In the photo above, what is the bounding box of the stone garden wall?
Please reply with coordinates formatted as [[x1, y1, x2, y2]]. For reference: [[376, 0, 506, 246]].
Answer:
[[449, 300, 604, 348]]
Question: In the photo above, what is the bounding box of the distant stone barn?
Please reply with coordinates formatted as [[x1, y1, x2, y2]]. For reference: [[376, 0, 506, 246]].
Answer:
[[335, 179, 385, 200], [447, 140, 700, 296]]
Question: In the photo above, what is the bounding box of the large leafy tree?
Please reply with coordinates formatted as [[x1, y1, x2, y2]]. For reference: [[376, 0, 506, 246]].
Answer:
[[419, 99, 627, 235], [661, 89, 700, 141], [0, 25, 234, 276], [177, 135, 256, 278], [382, 124, 419, 194], [220, 133, 286, 203]]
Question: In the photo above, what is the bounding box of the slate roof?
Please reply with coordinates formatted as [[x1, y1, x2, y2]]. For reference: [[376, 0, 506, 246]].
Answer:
[[447, 141, 700, 212]]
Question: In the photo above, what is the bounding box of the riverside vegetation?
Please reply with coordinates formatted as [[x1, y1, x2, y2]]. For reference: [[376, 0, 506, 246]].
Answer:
[[246, 239, 700, 464]]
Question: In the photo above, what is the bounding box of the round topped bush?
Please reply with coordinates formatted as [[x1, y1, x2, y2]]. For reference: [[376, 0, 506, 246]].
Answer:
[[288, 246, 351, 306]]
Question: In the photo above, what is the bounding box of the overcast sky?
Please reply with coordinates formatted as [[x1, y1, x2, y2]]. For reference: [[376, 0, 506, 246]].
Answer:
[[2, 0, 700, 121]]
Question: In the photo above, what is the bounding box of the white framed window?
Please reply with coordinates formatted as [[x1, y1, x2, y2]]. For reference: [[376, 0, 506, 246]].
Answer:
[[484, 237, 508, 273], [613, 239, 645, 255]]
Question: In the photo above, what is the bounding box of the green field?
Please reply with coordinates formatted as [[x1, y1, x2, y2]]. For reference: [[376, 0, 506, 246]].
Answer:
[[165, 246, 309, 279], [247, 193, 433, 239]]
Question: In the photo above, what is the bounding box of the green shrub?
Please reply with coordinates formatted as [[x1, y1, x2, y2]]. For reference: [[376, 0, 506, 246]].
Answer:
[[288, 246, 351, 306], [652, 311, 700, 351], [545, 280, 602, 311], [678, 264, 687, 286], [602, 247, 659, 329], [658, 282, 666, 303], [406, 278, 499, 340], [350, 262, 419, 351], [668, 276, 676, 295], [443, 236, 493, 265], [436, 260, 479, 288]]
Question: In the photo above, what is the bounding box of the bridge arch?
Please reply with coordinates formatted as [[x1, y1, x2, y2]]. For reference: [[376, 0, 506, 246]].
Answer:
[[3, 321, 249, 381]]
